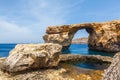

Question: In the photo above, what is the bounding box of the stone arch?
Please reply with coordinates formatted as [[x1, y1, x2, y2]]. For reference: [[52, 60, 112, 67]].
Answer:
[[43, 20, 120, 52], [43, 24, 95, 50]]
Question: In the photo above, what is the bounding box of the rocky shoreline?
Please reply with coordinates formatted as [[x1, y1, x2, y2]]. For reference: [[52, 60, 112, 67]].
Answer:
[[0, 57, 104, 80], [0, 43, 112, 80]]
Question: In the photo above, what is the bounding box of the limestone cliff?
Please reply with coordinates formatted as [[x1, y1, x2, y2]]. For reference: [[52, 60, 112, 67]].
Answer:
[[43, 20, 120, 52]]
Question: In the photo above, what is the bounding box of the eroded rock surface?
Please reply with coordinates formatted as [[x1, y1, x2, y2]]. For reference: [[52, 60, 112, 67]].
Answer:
[[0, 58, 104, 80], [1, 43, 62, 72], [60, 54, 112, 63], [103, 52, 120, 80], [43, 20, 120, 52]]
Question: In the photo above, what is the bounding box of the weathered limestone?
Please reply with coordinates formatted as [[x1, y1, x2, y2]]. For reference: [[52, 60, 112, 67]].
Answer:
[[43, 20, 120, 52], [60, 54, 112, 63], [103, 52, 120, 80], [0, 58, 104, 80], [1, 43, 62, 72]]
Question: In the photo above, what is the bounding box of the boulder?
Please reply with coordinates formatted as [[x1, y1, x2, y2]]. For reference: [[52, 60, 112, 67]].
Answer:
[[43, 20, 120, 52], [103, 52, 120, 80], [1, 43, 62, 72]]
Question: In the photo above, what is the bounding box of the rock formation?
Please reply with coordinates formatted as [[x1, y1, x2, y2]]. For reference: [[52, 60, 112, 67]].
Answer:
[[0, 58, 104, 80], [1, 43, 62, 72], [43, 20, 120, 52], [60, 54, 112, 63], [103, 52, 120, 80]]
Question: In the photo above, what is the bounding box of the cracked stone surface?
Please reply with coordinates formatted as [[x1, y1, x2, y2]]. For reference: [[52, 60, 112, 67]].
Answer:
[[103, 52, 120, 80]]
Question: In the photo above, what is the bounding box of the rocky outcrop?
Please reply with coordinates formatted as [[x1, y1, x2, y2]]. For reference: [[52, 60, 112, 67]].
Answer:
[[60, 54, 112, 63], [43, 20, 120, 52], [72, 37, 88, 44], [1, 43, 62, 72], [103, 52, 120, 80]]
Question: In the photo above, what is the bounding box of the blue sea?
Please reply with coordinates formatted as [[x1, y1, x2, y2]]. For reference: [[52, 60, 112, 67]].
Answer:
[[62, 44, 114, 57], [0, 44, 114, 69], [0, 44, 16, 57]]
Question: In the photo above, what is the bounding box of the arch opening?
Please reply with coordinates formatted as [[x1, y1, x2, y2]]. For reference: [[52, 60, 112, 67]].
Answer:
[[62, 27, 114, 57], [72, 29, 89, 44], [62, 29, 89, 54]]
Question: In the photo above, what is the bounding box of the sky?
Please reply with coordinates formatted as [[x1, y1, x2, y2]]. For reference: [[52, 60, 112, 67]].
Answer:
[[0, 0, 120, 43]]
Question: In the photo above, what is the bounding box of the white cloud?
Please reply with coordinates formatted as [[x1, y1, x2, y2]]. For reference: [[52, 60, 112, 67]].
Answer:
[[0, 0, 85, 43], [0, 18, 40, 43], [23, 0, 85, 25]]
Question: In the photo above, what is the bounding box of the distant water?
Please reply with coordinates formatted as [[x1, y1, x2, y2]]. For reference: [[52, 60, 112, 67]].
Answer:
[[0, 44, 16, 57], [0, 44, 115, 70]]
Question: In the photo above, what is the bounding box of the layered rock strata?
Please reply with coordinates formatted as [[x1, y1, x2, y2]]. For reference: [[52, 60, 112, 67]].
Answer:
[[1, 43, 62, 72], [43, 20, 120, 52], [103, 52, 120, 80]]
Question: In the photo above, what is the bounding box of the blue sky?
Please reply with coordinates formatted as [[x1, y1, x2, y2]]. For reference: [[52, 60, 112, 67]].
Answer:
[[0, 0, 120, 43]]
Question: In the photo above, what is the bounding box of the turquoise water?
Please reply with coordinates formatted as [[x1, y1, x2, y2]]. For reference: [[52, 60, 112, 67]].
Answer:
[[0, 44, 114, 70], [62, 44, 114, 57], [62, 44, 114, 69]]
